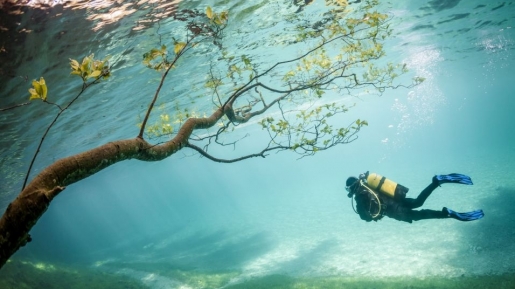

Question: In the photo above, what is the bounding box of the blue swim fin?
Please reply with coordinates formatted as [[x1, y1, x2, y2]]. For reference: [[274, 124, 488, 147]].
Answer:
[[434, 173, 473, 185], [444, 207, 484, 221]]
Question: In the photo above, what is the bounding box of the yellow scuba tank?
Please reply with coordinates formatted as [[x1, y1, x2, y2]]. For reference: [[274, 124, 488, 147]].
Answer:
[[365, 172, 409, 200]]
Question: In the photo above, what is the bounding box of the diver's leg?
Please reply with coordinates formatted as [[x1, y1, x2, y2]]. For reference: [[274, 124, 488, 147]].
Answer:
[[410, 209, 449, 221], [402, 181, 439, 209]]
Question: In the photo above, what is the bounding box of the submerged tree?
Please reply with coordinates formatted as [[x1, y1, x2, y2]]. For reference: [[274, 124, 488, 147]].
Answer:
[[0, 0, 422, 268]]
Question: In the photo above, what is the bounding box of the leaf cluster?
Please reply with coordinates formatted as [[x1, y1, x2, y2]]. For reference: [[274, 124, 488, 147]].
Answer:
[[142, 114, 174, 139], [204, 53, 256, 107], [258, 102, 365, 156], [206, 6, 228, 26], [143, 45, 169, 71], [28, 77, 48, 101], [228, 55, 254, 80], [139, 102, 210, 139], [185, 0, 423, 161], [142, 42, 187, 72], [70, 54, 110, 81]]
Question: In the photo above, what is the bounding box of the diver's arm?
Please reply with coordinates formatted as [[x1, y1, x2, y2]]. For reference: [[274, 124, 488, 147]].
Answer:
[[354, 193, 373, 222]]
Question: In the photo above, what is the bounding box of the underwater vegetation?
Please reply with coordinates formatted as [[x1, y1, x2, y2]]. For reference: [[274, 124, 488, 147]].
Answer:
[[223, 274, 515, 289], [2, 259, 514, 289], [0, 259, 146, 289]]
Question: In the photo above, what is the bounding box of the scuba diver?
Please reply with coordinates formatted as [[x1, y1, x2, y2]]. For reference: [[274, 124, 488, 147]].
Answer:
[[345, 172, 484, 223]]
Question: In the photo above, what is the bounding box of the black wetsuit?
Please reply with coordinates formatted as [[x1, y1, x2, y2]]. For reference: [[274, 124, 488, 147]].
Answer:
[[353, 181, 448, 223]]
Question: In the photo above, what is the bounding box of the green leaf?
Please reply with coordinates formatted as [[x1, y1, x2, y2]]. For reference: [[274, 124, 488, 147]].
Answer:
[[242, 55, 251, 66], [220, 11, 228, 22], [414, 76, 426, 83]]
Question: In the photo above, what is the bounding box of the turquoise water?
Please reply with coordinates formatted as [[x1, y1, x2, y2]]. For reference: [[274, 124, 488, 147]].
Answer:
[[1, 0, 514, 288]]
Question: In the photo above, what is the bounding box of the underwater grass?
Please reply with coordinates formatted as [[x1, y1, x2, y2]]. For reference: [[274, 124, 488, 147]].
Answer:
[[103, 261, 239, 288], [0, 259, 146, 289], [224, 273, 515, 289], [2, 259, 515, 289]]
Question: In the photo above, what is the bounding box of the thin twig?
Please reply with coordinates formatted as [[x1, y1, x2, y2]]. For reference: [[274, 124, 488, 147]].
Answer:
[[0, 102, 31, 112], [22, 77, 102, 190], [138, 35, 197, 139]]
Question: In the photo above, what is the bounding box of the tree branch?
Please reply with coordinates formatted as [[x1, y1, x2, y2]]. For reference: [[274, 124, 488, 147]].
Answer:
[[0, 102, 31, 112], [22, 77, 106, 191], [185, 142, 282, 163], [0, 106, 224, 268], [138, 35, 197, 139]]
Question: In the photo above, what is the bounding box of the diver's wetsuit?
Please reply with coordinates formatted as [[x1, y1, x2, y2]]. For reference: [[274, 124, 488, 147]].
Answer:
[[353, 181, 448, 223]]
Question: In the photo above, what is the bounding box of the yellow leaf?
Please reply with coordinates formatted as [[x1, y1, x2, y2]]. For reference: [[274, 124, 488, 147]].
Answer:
[[91, 60, 102, 71], [206, 6, 213, 19], [89, 70, 101, 78], [81, 55, 92, 73], [39, 77, 47, 100], [28, 88, 40, 100], [336, 0, 348, 6], [174, 42, 186, 54], [32, 79, 41, 94], [70, 59, 79, 70]]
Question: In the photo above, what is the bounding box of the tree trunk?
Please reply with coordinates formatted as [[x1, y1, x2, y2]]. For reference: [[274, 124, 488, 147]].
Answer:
[[0, 108, 224, 268]]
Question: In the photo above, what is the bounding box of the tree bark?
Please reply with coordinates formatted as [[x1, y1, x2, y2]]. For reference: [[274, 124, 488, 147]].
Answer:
[[0, 107, 224, 268]]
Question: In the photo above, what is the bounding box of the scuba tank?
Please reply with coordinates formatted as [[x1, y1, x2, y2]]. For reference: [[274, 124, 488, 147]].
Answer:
[[363, 171, 408, 200]]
